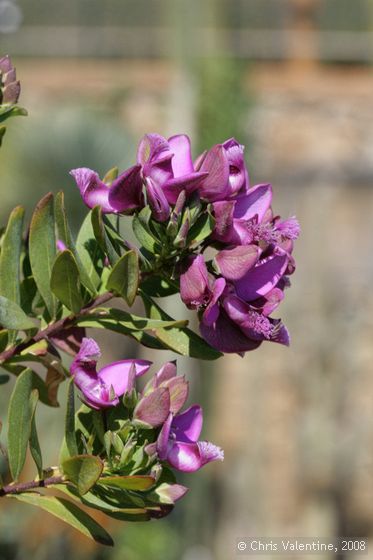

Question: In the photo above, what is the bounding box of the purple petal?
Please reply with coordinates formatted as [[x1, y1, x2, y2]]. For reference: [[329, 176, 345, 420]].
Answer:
[[108, 164, 144, 213], [200, 311, 262, 354], [162, 376, 189, 414], [168, 134, 194, 177], [214, 245, 260, 280], [180, 255, 209, 309], [75, 337, 101, 363], [155, 361, 177, 386], [167, 442, 203, 472], [137, 133, 172, 167], [56, 239, 68, 252], [157, 412, 173, 460], [145, 177, 170, 222], [0, 55, 12, 73], [70, 168, 114, 213], [202, 277, 226, 327], [134, 387, 170, 427], [162, 172, 208, 204], [222, 138, 249, 195], [234, 183, 273, 222], [252, 286, 284, 316], [212, 200, 236, 241], [3, 81, 20, 104], [198, 145, 230, 202], [71, 363, 119, 409], [198, 441, 224, 466], [234, 248, 289, 301], [98, 359, 151, 397], [172, 405, 203, 443]]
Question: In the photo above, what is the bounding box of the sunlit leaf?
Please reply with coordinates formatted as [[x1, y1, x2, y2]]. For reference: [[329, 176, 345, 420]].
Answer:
[[106, 250, 139, 306], [50, 250, 84, 314], [61, 454, 103, 495]]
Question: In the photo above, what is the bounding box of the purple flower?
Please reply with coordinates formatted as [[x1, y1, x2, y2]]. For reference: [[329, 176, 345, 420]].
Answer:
[[212, 183, 300, 247], [70, 165, 143, 214], [194, 138, 250, 202], [156, 405, 224, 472], [70, 338, 151, 409], [180, 255, 226, 326], [0, 55, 20, 105], [137, 133, 208, 220]]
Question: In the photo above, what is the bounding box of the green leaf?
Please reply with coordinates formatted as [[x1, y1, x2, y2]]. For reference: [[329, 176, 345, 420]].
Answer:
[[0, 125, 6, 146], [0, 206, 25, 306], [102, 166, 119, 184], [0, 296, 36, 330], [7, 369, 35, 480], [140, 275, 178, 297], [55, 192, 97, 294], [61, 455, 103, 495], [141, 292, 222, 360], [132, 207, 161, 254], [1, 364, 61, 407], [9, 493, 113, 546], [91, 206, 119, 265], [64, 380, 79, 458], [186, 210, 215, 248], [106, 250, 139, 306], [76, 211, 102, 290], [29, 193, 57, 318], [0, 105, 27, 123], [50, 250, 83, 314], [75, 307, 188, 332], [97, 475, 155, 491], [29, 389, 43, 478], [0, 374, 9, 384]]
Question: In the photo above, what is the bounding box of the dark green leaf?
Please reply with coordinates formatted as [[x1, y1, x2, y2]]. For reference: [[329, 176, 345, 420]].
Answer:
[[29, 389, 43, 478], [65, 380, 79, 457], [91, 206, 119, 265], [0, 374, 9, 384], [132, 207, 161, 253], [7, 369, 34, 480], [75, 307, 187, 332], [140, 275, 178, 297], [97, 475, 155, 491], [9, 493, 113, 546], [0, 206, 25, 307], [1, 364, 61, 407], [50, 250, 83, 314], [0, 296, 36, 330], [76, 212, 102, 290], [61, 454, 103, 495], [186, 210, 215, 248], [29, 193, 57, 318], [106, 250, 139, 306], [141, 292, 222, 360], [55, 192, 97, 294]]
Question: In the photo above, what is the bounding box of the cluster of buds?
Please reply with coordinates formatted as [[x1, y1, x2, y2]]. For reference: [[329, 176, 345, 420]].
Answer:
[[71, 338, 223, 476], [0, 54, 20, 105], [71, 133, 299, 355]]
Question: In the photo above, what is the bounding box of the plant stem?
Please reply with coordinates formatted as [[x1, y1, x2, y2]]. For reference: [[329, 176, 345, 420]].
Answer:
[[0, 475, 65, 496], [0, 291, 114, 364]]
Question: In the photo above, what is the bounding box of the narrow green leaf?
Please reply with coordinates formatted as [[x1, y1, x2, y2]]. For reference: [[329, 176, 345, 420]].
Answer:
[[29, 389, 43, 478], [106, 250, 139, 306], [0, 206, 25, 305], [65, 380, 79, 457], [97, 475, 155, 491], [140, 275, 178, 297], [50, 250, 83, 314], [29, 193, 57, 318], [91, 206, 119, 265], [141, 292, 222, 360], [0, 295, 36, 330], [186, 210, 215, 248], [132, 207, 161, 253], [76, 211, 102, 289], [7, 369, 34, 480], [1, 364, 61, 407], [9, 493, 114, 546], [75, 307, 188, 331], [55, 192, 97, 294], [61, 454, 103, 495]]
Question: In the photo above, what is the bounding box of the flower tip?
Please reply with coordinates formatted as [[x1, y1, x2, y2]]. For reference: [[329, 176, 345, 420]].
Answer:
[[77, 337, 101, 362]]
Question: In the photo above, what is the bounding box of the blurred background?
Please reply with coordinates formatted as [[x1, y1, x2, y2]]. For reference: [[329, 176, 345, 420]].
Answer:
[[1, 1, 373, 559]]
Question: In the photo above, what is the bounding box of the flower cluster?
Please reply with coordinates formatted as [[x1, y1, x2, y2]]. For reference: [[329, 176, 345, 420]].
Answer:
[[71, 133, 299, 354], [71, 338, 224, 474]]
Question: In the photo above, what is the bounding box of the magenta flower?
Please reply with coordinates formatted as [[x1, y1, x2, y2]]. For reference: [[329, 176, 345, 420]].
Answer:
[[70, 338, 151, 409], [213, 182, 300, 247], [194, 138, 250, 202], [137, 133, 207, 220], [70, 166, 143, 214], [156, 405, 224, 472]]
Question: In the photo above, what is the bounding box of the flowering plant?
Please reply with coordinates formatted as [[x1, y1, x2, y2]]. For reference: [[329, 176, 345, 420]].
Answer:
[[0, 57, 298, 546]]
